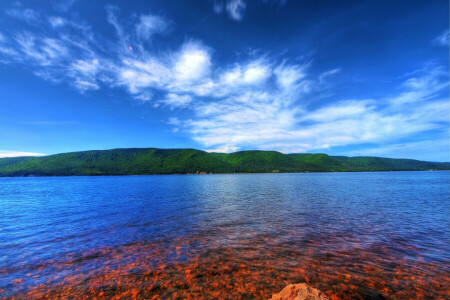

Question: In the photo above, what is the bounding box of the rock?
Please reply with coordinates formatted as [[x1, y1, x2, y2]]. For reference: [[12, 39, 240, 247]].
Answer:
[[269, 283, 329, 300]]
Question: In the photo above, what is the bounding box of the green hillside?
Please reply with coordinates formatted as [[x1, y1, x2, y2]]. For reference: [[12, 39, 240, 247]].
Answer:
[[0, 148, 448, 176]]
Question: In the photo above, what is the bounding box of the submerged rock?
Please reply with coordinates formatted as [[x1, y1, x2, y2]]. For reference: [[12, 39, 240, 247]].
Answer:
[[269, 283, 329, 300]]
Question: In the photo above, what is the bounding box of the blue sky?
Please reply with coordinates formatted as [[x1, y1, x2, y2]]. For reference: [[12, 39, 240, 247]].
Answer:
[[0, 0, 448, 161]]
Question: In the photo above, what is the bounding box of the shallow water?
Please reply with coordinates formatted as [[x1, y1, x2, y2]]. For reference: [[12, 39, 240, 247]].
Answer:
[[0, 172, 449, 299]]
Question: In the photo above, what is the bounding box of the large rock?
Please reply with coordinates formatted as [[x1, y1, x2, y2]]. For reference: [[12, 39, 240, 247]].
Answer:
[[269, 283, 329, 300]]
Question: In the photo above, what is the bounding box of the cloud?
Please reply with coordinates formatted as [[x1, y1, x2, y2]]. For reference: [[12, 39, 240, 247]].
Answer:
[[173, 42, 212, 82], [433, 29, 449, 46], [119, 58, 171, 95], [181, 65, 448, 153], [68, 59, 101, 91], [212, 0, 286, 21], [158, 93, 192, 109], [318, 68, 341, 83], [0, 5, 448, 159], [115, 40, 213, 100], [242, 61, 271, 84], [347, 138, 450, 162], [389, 65, 448, 105], [302, 100, 374, 122], [226, 0, 246, 21], [217, 60, 272, 89], [52, 0, 76, 12], [6, 8, 39, 23], [49, 16, 66, 27], [22, 121, 76, 125], [0, 150, 45, 158], [0, 32, 19, 60], [205, 145, 241, 153], [106, 5, 124, 39], [136, 14, 167, 40], [167, 117, 181, 125], [212, 0, 246, 21], [14, 32, 69, 66], [274, 64, 307, 89], [212, 0, 224, 13], [1, 8, 108, 90]]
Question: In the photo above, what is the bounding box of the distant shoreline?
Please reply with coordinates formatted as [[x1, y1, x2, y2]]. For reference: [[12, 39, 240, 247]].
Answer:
[[0, 147, 448, 177], [0, 169, 449, 178]]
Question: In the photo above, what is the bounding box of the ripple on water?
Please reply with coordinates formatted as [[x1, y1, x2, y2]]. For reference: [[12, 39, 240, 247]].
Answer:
[[0, 172, 449, 299]]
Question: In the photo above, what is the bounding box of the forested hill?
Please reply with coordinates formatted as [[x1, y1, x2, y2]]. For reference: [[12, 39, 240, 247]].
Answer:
[[0, 148, 448, 176]]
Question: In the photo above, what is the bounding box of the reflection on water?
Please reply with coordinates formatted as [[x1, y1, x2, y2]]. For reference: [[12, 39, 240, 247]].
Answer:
[[0, 172, 449, 299]]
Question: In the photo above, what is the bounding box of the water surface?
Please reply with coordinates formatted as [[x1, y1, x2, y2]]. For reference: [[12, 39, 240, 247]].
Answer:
[[0, 172, 449, 299]]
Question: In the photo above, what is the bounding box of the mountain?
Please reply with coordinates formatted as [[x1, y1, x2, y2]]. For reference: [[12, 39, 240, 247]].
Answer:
[[0, 148, 448, 176]]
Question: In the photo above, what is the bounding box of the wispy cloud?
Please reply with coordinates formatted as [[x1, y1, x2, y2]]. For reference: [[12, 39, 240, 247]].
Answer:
[[52, 0, 76, 12], [347, 138, 450, 162], [48, 16, 66, 28], [22, 121, 76, 126], [389, 64, 448, 105], [13, 32, 70, 68], [68, 59, 101, 91], [212, 0, 287, 21], [157, 93, 192, 109], [226, 0, 246, 21], [6, 7, 39, 23], [136, 14, 167, 40], [0, 150, 45, 158], [182, 64, 448, 153], [212, 0, 246, 21], [433, 29, 449, 46]]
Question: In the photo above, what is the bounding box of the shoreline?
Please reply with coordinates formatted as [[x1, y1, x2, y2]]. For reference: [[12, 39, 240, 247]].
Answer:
[[0, 169, 448, 178]]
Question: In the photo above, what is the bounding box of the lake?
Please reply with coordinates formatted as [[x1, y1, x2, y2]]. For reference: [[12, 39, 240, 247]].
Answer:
[[0, 172, 449, 299]]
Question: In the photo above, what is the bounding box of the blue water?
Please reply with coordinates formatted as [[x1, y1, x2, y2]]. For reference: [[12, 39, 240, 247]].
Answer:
[[0, 172, 449, 298]]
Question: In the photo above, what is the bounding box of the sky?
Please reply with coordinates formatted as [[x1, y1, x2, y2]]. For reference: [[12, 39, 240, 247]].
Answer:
[[0, 0, 448, 161]]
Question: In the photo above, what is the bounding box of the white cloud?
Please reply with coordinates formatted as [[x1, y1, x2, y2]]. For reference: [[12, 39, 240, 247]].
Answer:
[[106, 5, 124, 39], [216, 60, 272, 91], [274, 64, 307, 89], [168, 117, 181, 125], [0, 46, 18, 58], [205, 145, 241, 153], [0, 33, 19, 59], [53, 0, 76, 12], [22, 121, 75, 125], [302, 100, 374, 122], [181, 65, 449, 154], [136, 14, 167, 40], [42, 38, 69, 60], [318, 68, 341, 83], [135, 92, 153, 101], [243, 62, 271, 84], [226, 0, 246, 21], [115, 41, 212, 100], [119, 57, 171, 95], [68, 59, 100, 91], [390, 65, 448, 105], [49, 16, 66, 27], [173, 42, 211, 82], [213, 0, 287, 21], [158, 93, 192, 109], [347, 138, 450, 162], [14, 33, 69, 66], [212, 0, 246, 21], [433, 29, 449, 46], [6, 8, 39, 23], [212, 0, 224, 13], [0, 150, 45, 158]]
